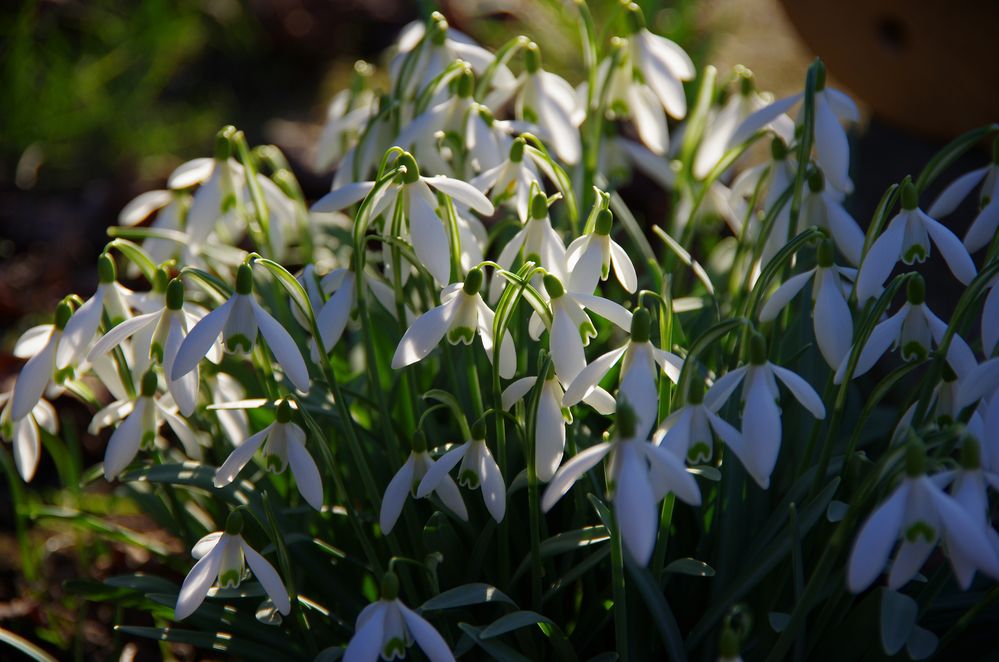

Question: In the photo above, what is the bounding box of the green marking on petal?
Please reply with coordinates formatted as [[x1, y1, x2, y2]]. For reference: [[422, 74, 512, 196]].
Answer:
[[384, 637, 407, 658], [265, 455, 284, 472], [687, 442, 712, 463], [901, 341, 927, 362], [902, 244, 927, 264], [226, 334, 253, 353], [579, 320, 596, 344], [447, 326, 476, 345], [459, 468, 479, 489], [141, 430, 157, 450], [150, 342, 164, 365], [905, 521, 935, 543], [219, 570, 241, 588]]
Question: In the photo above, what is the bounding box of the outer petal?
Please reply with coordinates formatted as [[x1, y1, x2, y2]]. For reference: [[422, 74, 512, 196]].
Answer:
[[392, 299, 459, 369], [563, 345, 627, 407], [771, 365, 826, 419], [119, 189, 173, 225], [172, 297, 234, 381], [614, 443, 657, 565], [157, 402, 204, 460], [415, 445, 467, 498], [628, 84, 669, 155], [921, 213, 976, 285], [13, 325, 54, 359], [838, 306, 907, 382], [344, 602, 387, 662], [644, 443, 701, 506], [103, 400, 147, 479], [252, 301, 310, 393], [168, 158, 215, 189], [240, 540, 291, 615], [476, 299, 516, 379], [192, 532, 223, 559], [638, 33, 689, 118], [164, 314, 198, 417], [572, 293, 633, 330], [760, 270, 814, 322], [174, 538, 224, 620], [501, 376, 537, 410], [704, 366, 747, 411], [824, 199, 865, 266], [398, 603, 455, 662], [477, 443, 507, 522], [887, 540, 935, 590], [609, 239, 638, 293], [983, 282, 999, 355], [57, 292, 103, 368], [813, 270, 853, 369], [424, 175, 495, 215], [11, 335, 57, 421], [213, 425, 272, 487], [536, 385, 567, 482], [930, 484, 999, 579], [316, 284, 354, 350], [740, 369, 782, 488], [550, 304, 586, 384], [541, 442, 613, 512], [286, 430, 324, 510], [380, 455, 415, 533], [928, 167, 988, 217], [846, 483, 909, 592], [619, 345, 660, 438], [964, 199, 999, 253], [813, 93, 851, 192], [311, 180, 375, 213], [433, 474, 469, 521], [856, 215, 906, 302], [729, 94, 801, 147], [956, 358, 999, 409], [13, 418, 41, 482], [409, 190, 452, 285]]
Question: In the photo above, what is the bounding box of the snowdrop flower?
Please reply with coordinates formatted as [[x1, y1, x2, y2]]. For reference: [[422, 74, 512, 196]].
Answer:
[[344, 572, 454, 662], [655, 380, 742, 464], [470, 137, 548, 222], [168, 134, 244, 246], [486, 42, 584, 164], [315, 64, 376, 173], [99, 371, 203, 479], [0, 392, 57, 482], [847, 442, 999, 592], [175, 510, 290, 621], [88, 278, 201, 416], [981, 278, 999, 356], [392, 267, 516, 378], [564, 308, 682, 437], [56, 254, 132, 372], [118, 189, 189, 268], [213, 400, 323, 511], [10, 302, 73, 421], [491, 193, 568, 300], [171, 264, 310, 393], [541, 274, 633, 386], [856, 181, 976, 302], [542, 403, 700, 564], [731, 138, 797, 266], [705, 334, 826, 488], [760, 238, 855, 368], [835, 276, 977, 384], [565, 209, 638, 294], [379, 431, 467, 533], [620, 3, 695, 123], [946, 438, 999, 588], [928, 140, 999, 253], [416, 421, 506, 522], [730, 62, 859, 192], [312, 266, 408, 354], [312, 152, 494, 286], [799, 170, 865, 266]]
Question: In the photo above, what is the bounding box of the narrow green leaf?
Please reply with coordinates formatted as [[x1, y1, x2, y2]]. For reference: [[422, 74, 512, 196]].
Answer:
[[420, 583, 516, 610], [481, 610, 554, 639], [663, 558, 715, 577]]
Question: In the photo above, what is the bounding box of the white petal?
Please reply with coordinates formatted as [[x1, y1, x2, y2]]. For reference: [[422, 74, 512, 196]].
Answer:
[[887, 539, 935, 590], [13, 325, 53, 359], [87, 311, 160, 363], [174, 538, 224, 620], [567, 239, 603, 296], [930, 483, 999, 579], [572, 293, 633, 330], [550, 304, 586, 384], [846, 482, 909, 592], [729, 94, 801, 147], [706, 410, 744, 454], [771, 365, 826, 419], [535, 86, 582, 164], [164, 314, 198, 417], [32, 399, 58, 435], [501, 376, 537, 410], [286, 430, 323, 510], [11, 335, 57, 421], [652, 348, 683, 383], [609, 239, 638, 293], [157, 402, 203, 460], [638, 32, 692, 117], [583, 386, 617, 415], [645, 443, 701, 506], [416, 444, 467, 498], [923, 307, 976, 377], [813, 271, 853, 369], [760, 271, 814, 322], [380, 456, 415, 533], [103, 400, 147, 479], [240, 540, 291, 615], [825, 88, 860, 123], [536, 385, 567, 482], [213, 425, 271, 487], [192, 531, 223, 559], [172, 297, 234, 382], [619, 346, 660, 438], [477, 443, 506, 522], [541, 441, 613, 512], [921, 213, 976, 285], [409, 190, 452, 285], [856, 215, 905, 302], [956, 358, 999, 409], [704, 366, 747, 411], [928, 167, 988, 217], [982, 283, 999, 356], [119, 190, 173, 225], [252, 301, 310, 393], [476, 299, 516, 379], [56, 293, 103, 368], [392, 298, 459, 369], [740, 369, 781, 488], [344, 602, 387, 662], [398, 603, 455, 662], [628, 84, 669, 155], [424, 175, 494, 215], [168, 158, 214, 189], [311, 180, 375, 213], [640, 31, 695, 80], [434, 474, 468, 521], [813, 93, 851, 192], [614, 443, 657, 565], [12, 418, 41, 481], [841, 307, 907, 382], [964, 199, 999, 253], [824, 198, 865, 266], [563, 345, 627, 407]]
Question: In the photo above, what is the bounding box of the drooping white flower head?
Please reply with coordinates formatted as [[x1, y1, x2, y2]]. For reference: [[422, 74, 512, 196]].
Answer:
[[0, 392, 57, 482], [175, 510, 290, 621], [835, 276, 977, 384], [729, 62, 859, 193], [344, 572, 454, 662], [799, 170, 865, 266], [760, 238, 855, 369], [620, 3, 695, 122], [10, 301, 74, 422], [416, 421, 506, 522], [491, 192, 568, 301], [380, 431, 467, 534], [856, 181, 976, 302], [167, 136, 245, 248], [655, 379, 743, 465], [470, 137, 549, 223], [981, 277, 999, 356], [730, 138, 798, 267], [97, 370, 204, 480], [56, 254, 132, 373], [565, 209, 638, 295], [705, 334, 826, 488], [564, 308, 682, 437], [315, 63, 377, 173], [927, 140, 999, 254], [171, 264, 310, 393], [956, 358, 999, 413], [542, 402, 700, 565], [847, 442, 999, 593], [944, 438, 999, 589], [486, 41, 584, 164], [213, 400, 323, 511], [311, 265, 407, 354], [391, 267, 516, 379]]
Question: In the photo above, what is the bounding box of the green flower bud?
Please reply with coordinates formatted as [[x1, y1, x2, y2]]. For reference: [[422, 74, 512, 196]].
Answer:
[[616, 400, 637, 439], [463, 267, 484, 295], [215, 125, 236, 161], [906, 274, 925, 305], [905, 438, 926, 477], [98, 253, 117, 284], [749, 332, 768, 365], [429, 17, 448, 46], [510, 137, 526, 163], [380, 571, 400, 600], [900, 179, 919, 211], [630, 307, 651, 343], [531, 192, 548, 219], [55, 301, 73, 330], [594, 209, 613, 236], [236, 263, 254, 295], [817, 238, 835, 267], [397, 152, 421, 185], [225, 509, 244, 536], [471, 419, 487, 441], [276, 399, 293, 423], [140, 370, 158, 398], [543, 274, 565, 299], [166, 278, 185, 311], [524, 42, 541, 74]]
